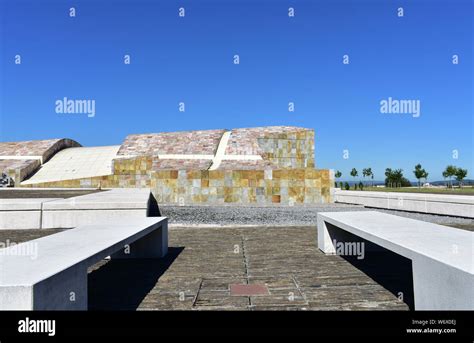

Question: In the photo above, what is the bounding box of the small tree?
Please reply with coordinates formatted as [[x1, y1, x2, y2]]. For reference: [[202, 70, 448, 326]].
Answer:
[[442, 170, 449, 188], [350, 168, 358, 189], [455, 168, 468, 188], [385, 168, 410, 187], [362, 168, 368, 186], [422, 169, 429, 186], [334, 170, 342, 188], [344, 182, 350, 190], [363, 167, 373, 187], [443, 165, 457, 188], [393, 169, 403, 187], [385, 168, 393, 187], [413, 164, 428, 188]]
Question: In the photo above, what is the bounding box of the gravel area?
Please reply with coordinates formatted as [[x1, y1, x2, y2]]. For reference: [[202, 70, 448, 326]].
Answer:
[[159, 204, 474, 231]]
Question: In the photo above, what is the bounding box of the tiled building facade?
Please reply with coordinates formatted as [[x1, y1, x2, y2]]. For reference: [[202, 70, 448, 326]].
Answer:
[[0, 126, 334, 205]]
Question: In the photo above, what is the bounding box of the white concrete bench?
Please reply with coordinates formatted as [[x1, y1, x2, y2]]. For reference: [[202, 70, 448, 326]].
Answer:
[[41, 188, 155, 229], [0, 198, 60, 230], [0, 217, 168, 310], [0, 188, 156, 229], [317, 211, 473, 310]]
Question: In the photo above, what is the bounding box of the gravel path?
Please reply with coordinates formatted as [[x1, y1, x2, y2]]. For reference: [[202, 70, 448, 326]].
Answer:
[[159, 204, 474, 231]]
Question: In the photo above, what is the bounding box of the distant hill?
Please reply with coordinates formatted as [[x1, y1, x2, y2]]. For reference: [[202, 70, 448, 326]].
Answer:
[[429, 179, 474, 186]]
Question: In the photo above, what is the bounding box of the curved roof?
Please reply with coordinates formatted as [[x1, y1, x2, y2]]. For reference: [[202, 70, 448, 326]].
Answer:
[[0, 138, 81, 162], [0, 138, 81, 182]]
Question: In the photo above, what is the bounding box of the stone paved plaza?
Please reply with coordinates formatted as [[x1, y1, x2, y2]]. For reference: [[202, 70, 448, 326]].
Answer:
[[1, 204, 472, 311], [0, 225, 413, 311]]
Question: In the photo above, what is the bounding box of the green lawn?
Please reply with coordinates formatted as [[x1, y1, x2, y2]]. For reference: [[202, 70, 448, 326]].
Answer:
[[346, 186, 474, 196]]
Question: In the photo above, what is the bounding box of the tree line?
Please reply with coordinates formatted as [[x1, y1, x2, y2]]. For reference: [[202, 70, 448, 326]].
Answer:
[[334, 165, 469, 190]]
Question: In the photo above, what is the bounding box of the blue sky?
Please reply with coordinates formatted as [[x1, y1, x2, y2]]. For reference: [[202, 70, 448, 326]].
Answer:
[[0, 0, 472, 181]]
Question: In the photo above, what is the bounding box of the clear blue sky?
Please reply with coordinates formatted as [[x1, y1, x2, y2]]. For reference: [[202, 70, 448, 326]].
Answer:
[[1, 0, 472, 181]]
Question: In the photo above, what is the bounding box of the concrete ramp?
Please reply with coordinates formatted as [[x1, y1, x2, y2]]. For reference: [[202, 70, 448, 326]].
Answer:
[[22, 146, 120, 185]]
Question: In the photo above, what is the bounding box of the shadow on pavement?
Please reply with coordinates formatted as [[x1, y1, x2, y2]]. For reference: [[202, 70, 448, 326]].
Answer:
[[88, 247, 184, 310]]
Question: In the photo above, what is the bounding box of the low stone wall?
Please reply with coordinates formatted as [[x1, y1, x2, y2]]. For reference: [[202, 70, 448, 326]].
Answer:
[[150, 168, 332, 205], [335, 190, 474, 218], [21, 156, 334, 205]]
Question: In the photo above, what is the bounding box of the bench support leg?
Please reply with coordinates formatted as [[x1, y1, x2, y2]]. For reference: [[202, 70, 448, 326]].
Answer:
[[33, 264, 88, 310], [318, 217, 474, 310], [317, 217, 337, 254], [111, 222, 168, 259], [0, 265, 88, 310], [317, 217, 374, 254], [412, 257, 474, 310]]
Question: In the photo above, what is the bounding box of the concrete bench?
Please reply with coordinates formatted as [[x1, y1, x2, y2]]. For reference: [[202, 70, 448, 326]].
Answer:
[[317, 211, 473, 310], [0, 217, 168, 310], [0, 188, 157, 229], [41, 188, 156, 229], [0, 198, 60, 230]]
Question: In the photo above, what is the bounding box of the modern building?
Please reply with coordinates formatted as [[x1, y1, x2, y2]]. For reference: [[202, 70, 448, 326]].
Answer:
[[0, 126, 334, 205]]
